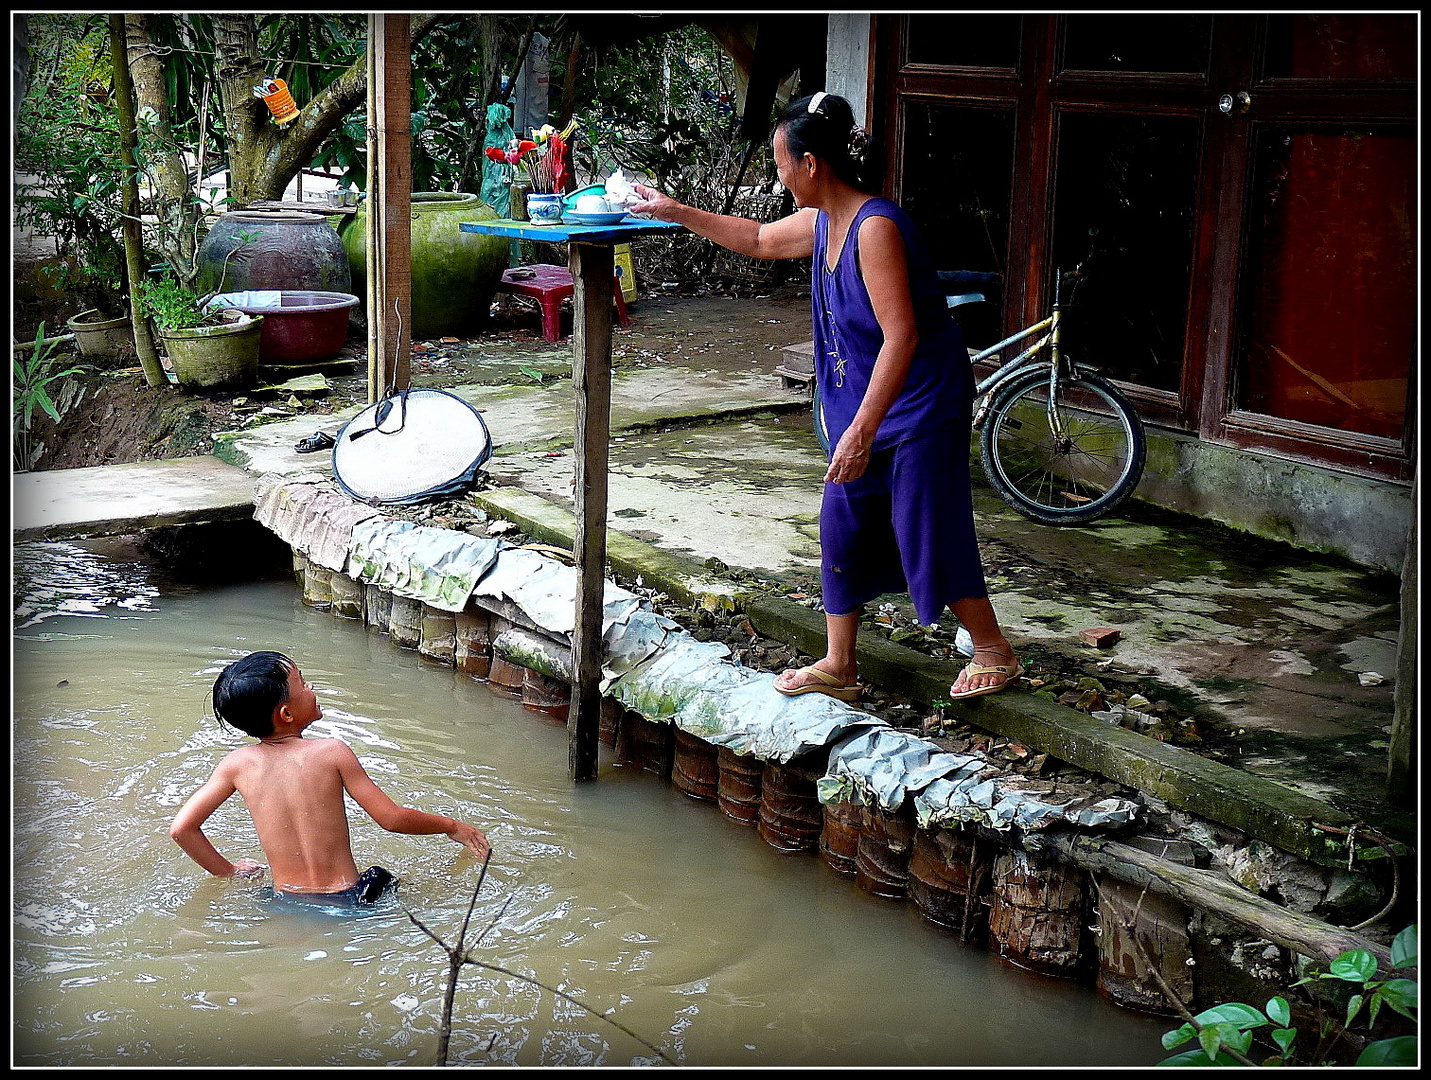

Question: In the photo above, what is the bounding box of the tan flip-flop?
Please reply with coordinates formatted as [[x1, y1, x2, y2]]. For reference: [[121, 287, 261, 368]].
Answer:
[[949, 660, 1024, 701], [775, 664, 861, 702]]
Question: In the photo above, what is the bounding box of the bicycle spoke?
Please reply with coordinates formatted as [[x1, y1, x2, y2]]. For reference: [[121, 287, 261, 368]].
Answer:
[[982, 373, 1145, 521]]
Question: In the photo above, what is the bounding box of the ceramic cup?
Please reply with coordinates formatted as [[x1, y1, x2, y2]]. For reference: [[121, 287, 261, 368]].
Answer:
[[526, 193, 564, 226]]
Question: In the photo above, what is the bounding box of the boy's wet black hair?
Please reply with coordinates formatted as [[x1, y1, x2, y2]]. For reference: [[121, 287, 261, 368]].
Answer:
[[212, 650, 296, 739], [776, 92, 881, 193]]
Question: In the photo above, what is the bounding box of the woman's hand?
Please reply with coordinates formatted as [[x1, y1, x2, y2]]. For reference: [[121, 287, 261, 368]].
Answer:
[[825, 424, 874, 484], [629, 183, 682, 222], [229, 858, 267, 879]]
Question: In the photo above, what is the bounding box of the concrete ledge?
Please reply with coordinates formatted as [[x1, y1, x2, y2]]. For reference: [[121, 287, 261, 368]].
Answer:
[[1139, 426, 1413, 573], [12, 457, 257, 544], [465, 481, 1374, 866], [745, 594, 1369, 864], [469, 485, 745, 613]]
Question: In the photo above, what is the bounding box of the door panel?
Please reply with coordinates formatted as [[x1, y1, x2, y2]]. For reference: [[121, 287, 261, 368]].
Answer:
[[1051, 111, 1201, 396], [1236, 125, 1414, 440]]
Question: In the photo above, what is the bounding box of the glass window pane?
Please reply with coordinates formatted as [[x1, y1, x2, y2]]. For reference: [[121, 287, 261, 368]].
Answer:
[[899, 103, 1015, 350], [1263, 14, 1417, 80], [906, 15, 1021, 69], [1061, 15, 1210, 74], [1051, 113, 1200, 394], [1238, 128, 1414, 439]]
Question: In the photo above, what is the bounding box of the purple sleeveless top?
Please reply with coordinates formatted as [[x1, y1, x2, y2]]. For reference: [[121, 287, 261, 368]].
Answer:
[[812, 197, 972, 451]]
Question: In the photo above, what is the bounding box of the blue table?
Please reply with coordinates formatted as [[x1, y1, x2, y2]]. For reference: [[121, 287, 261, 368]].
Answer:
[[458, 216, 683, 245], [461, 216, 684, 782]]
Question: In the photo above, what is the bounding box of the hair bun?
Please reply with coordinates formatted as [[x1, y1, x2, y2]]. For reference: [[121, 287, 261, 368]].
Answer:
[[848, 125, 870, 162]]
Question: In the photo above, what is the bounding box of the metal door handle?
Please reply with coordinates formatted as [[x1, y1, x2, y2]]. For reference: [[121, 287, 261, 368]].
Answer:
[[1218, 91, 1252, 115]]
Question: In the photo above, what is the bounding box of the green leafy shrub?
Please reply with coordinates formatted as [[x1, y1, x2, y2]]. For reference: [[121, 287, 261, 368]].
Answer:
[[1159, 925, 1417, 1067], [136, 271, 208, 332], [13, 323, 85, 470]]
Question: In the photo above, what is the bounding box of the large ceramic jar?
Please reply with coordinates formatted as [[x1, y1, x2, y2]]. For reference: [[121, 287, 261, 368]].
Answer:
[[197, 210, 351, 295], [339, 192, 508, 340]]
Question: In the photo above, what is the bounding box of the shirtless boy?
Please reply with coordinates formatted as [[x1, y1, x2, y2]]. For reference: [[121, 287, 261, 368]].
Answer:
[[170, 650, 490, 906]]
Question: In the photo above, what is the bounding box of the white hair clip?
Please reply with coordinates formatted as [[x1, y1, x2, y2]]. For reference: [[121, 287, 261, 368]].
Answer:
[[807, 91, 828, 115]]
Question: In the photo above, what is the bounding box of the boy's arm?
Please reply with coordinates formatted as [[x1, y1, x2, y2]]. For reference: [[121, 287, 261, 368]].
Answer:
[[332, 742, 492, 860], [169, 762, 265, 877]]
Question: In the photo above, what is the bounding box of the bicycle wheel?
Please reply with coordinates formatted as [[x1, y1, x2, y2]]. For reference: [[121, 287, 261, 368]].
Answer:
[[979, 367, 1146, 525], [812, 380, 832, 456]]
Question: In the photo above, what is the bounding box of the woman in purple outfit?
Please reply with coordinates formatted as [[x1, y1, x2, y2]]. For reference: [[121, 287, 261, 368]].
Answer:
[[631, 91, 1019, 702]]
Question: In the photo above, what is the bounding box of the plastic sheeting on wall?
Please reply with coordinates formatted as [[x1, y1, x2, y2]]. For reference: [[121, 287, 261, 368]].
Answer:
[[348, 519, 503, 612], [253, 473, 384, 571], [254, 473, 1140, 838]]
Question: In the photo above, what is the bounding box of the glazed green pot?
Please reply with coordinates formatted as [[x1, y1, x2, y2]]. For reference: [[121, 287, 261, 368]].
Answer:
[[339, 192, 509, 340], [159, 315, 263, 391]]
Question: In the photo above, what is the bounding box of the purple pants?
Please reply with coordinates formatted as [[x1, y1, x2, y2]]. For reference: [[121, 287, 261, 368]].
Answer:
[[820, 421, 988, 626]]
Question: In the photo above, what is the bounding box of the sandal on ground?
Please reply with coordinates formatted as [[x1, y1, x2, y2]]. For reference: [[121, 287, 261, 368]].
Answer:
[[774, 664, 861, 702], [949, 657, 1024, 701], [295, 431, 336, 453]]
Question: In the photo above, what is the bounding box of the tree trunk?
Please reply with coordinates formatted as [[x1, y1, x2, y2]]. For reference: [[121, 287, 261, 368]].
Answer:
[[1045, 832, 1396, 974], [211, 13, 445, 206], [125, 14, 205, 287]]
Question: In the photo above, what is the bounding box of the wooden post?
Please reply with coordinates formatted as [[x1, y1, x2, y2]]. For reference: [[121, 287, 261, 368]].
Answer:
[[108, 14, 164, 388], [367, 14, 412, 403], [567, 241, 616, 781]]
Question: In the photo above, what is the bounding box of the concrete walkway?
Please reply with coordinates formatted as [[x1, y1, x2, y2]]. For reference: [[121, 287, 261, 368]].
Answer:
[[197, 350, 1409, 849], [12, 456, 256, 543], [16, 328, 1407, 853]]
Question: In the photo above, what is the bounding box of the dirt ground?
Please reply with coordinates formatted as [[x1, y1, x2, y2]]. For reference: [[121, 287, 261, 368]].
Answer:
[[20, 281, 815, 472]]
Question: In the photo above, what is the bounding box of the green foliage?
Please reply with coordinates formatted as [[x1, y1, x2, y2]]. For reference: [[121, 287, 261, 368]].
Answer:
[[567, 25, 781, 285], [260, 14, 368, 189], [13, 324, 86, 471], [15, 15, 129, 312], [136, 271, 208, 331], [1158, 925, 1417, 1067]]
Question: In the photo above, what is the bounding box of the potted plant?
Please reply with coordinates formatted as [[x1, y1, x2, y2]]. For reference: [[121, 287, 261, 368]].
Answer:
[[137, 270, 263, 392], [66, 266, 137, 363]]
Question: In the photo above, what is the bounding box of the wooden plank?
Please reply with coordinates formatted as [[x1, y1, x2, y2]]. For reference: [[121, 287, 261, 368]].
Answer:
[[567, 241, 616, 782], [246, 199, 356, 216]]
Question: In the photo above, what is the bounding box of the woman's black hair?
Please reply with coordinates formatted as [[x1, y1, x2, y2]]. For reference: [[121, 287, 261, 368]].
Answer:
[[775, 92, 881, 192], [212, 650, 295, 738]]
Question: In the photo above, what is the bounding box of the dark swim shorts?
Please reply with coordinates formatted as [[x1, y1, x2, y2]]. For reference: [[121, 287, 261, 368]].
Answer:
[[272, 865, 398, 909]]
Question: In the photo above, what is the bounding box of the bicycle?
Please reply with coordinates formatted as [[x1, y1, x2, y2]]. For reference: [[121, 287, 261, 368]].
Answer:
[[813, 266, 1147, 526]]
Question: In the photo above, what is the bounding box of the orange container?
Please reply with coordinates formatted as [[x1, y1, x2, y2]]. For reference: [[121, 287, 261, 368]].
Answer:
[[261, 79, 299, 124]]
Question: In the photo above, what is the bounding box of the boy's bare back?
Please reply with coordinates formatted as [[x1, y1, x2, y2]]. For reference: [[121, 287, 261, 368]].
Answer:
[[217, 737, 363, 893], [170, 652, 490, 896]]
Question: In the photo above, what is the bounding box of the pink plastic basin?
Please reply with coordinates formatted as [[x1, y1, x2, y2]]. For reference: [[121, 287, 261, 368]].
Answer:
[[224, 290, 359, 364]]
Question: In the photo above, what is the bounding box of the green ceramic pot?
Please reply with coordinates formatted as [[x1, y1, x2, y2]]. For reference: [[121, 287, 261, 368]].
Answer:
[[66, 308, 136, 363], [339, 192, 509, 340], [159, 314, 263, 391]]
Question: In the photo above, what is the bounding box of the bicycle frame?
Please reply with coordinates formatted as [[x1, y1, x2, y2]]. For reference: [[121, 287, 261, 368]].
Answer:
[[968, 271, 1083, 439]]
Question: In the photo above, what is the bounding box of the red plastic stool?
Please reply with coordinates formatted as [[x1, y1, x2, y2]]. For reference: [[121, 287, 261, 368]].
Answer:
[[498, 263, 631, 343]]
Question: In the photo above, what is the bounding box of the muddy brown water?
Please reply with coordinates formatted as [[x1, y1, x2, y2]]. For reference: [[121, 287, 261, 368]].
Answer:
[[13, 539, 1170, 1067]]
